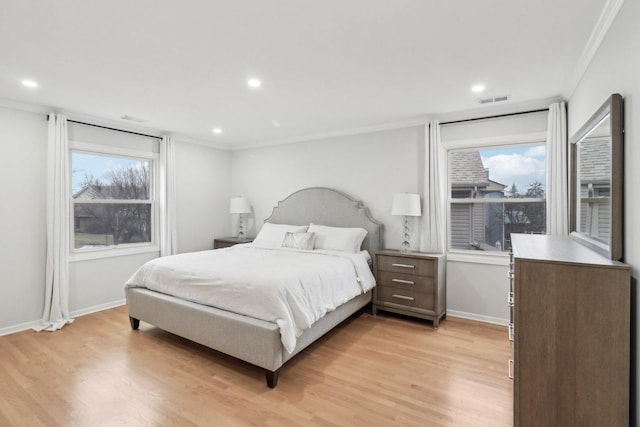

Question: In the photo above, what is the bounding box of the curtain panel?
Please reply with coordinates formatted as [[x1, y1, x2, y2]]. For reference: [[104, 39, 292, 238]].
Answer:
[[420, 120, 447, 254], [546, 102, 569, 236], [159, 136, 177, 256], [36, 113, 74, 331]]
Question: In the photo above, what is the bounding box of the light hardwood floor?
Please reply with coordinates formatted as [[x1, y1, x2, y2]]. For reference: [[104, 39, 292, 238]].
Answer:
[[0, 307, 512, 426]]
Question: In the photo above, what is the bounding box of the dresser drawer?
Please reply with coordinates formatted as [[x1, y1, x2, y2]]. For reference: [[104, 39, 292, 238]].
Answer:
[[377, 255, 434, 276], [376, 270, 434, 293], [376, 285, 434, 310]]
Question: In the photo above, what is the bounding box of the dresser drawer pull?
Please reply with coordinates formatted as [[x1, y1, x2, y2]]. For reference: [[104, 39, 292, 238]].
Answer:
[[391, 263, 415, 269], [507, 291, 514, 307], [391, 278, 415, 285], [391, 294, 415, 301]]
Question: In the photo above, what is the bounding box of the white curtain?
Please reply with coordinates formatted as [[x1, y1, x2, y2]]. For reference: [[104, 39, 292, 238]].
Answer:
[[36, 113, 73, 331], [159, 136, 177, 256], [420, 120, 447, 253], [546, 102, 569, 236]]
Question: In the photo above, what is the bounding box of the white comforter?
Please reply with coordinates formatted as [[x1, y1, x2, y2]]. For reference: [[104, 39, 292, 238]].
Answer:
[[125, 245, 375, 353]]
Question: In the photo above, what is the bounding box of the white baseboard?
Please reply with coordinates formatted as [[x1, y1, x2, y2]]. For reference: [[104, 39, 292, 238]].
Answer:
[[70, 299, 126, 318], [0, 299, 127, 337], [0, 319, 43, 336], [2, 302, 504, 335], [446, 309, 509, 326]]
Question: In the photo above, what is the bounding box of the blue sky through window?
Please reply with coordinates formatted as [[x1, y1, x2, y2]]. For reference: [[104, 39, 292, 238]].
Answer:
[[71, 152, 147, 194], [480, 145, 546, 195]]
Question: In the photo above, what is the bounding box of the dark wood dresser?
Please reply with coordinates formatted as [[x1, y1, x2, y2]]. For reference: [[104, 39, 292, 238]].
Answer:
[[510, 234, 630, 427]]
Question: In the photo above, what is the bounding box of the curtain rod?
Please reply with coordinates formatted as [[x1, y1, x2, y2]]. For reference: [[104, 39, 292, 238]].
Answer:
[[439, 108, 549, 126], [61, 118, 163, 140]]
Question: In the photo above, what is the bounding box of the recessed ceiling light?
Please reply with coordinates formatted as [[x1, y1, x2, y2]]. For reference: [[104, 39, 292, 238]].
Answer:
[[247, 78, 262, 89], [212, 127, 223, 134], [471, 84, 485, 93], [120, 114, 148, 123], [22, 79, 38, 88]]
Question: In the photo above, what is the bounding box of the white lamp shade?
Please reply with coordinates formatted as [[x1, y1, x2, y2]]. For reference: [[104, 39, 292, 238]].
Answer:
[[392, 193, 421, 216], [229, 197, 251, 214]]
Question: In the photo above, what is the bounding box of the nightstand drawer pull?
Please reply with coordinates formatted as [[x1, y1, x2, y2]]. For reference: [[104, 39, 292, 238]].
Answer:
[[391, 294, 415, 301], [391, 263, 415, 269], [392, 278, 415, 285]]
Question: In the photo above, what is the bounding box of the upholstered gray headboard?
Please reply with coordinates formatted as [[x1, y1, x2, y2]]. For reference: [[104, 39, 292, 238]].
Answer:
[[264, 187, 383, 257]]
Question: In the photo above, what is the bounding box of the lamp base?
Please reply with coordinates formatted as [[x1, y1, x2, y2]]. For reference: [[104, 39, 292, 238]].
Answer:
[[237, 214, 245, 239], [400, 215, 411, 252]]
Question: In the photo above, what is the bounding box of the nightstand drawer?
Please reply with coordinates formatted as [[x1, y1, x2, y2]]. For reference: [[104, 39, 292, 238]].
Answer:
[[377, 255, 434, 277], [376, 271, 434, 293], [376, 286, 434, 310]]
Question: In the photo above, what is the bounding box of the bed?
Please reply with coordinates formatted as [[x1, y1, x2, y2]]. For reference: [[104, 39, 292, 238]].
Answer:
[[125, 187, 383, 387]]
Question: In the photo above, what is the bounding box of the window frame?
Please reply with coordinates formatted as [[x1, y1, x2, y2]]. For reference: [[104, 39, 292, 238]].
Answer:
[[443, 132, 548, 262], [68, 140, 160, 261]]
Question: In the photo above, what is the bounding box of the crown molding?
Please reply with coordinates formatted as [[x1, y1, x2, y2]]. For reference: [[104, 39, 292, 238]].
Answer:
[[565, 0, 625, 98], [231, 117, 428, 151], [230, 97, 563, 151], [0, 97, 229, 149], [0, 95, 562, 153]]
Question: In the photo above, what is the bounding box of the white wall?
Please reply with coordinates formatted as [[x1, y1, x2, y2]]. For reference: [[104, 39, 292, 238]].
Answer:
[[567, 0, 640, 419], [0, 107, 231, 333], [231, 126, 424, 249], [446, 260, 510, 323], [175, 141, 231, 252], [0, 107, 47, 330]]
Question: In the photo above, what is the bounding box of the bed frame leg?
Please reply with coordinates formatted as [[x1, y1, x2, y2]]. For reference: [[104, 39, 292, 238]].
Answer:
[[129, 316, 140, 330], [265, 370, 279, 388]]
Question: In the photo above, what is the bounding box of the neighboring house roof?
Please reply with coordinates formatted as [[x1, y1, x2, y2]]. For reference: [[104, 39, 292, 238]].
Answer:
[[450, 151, 490, 188], [73, 183, 148, 200], [73, 184, 117, 200], [579, 138, 610, 184], [486, 179, 507, 193]]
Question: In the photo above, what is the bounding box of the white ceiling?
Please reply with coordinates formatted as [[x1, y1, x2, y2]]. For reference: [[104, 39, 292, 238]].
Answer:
[[0, 0, 611, 149]]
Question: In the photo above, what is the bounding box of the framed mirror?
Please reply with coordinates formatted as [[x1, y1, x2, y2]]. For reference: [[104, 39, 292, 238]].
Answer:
[[570, 93, 624, 260]]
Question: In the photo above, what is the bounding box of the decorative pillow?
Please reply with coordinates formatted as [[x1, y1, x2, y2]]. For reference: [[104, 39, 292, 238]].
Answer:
[[252, 223, 308, 248], [281, 232, 316, 250], [307, 223, 368, 253]]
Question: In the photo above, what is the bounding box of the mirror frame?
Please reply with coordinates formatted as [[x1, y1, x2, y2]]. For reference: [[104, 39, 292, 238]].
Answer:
[[569, 93, 624, 260]]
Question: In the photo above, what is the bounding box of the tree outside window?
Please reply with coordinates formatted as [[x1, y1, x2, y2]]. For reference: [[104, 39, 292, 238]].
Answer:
[[71, 151, 154, 250]]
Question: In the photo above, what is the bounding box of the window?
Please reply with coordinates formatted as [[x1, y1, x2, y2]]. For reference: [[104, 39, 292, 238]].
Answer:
[[70, 142, 157, 254], [448, 145, 546, 252]]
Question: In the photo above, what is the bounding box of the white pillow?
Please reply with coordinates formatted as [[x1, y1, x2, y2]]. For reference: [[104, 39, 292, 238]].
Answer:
[[252, 223, 308, 248], [281, 232, 316, 250], [307, 223, 368, 253]]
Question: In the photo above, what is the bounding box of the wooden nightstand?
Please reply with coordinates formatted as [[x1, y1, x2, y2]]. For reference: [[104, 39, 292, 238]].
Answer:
[[372, 250, 446, 328], [213, 237, 254, 249]]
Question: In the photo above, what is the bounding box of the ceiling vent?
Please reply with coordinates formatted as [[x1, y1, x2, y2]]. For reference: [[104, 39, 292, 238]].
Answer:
[[120, 114, 148, 123], [479, 95, 509, 104]]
